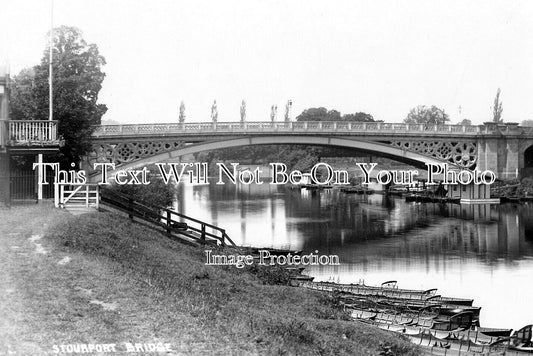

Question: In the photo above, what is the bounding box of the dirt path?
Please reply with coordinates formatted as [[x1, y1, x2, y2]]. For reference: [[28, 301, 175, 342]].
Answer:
[[0, 205, 226, 355], [0, 205, 56, 355]]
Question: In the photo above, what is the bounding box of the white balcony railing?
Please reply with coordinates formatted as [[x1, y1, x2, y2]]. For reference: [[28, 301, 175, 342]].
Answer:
[[6, 120, 59, 146]]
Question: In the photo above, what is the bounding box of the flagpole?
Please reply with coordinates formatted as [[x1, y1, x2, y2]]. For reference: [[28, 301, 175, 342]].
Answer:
[[49, 0, 53, 122], [38, 0, 53, 201]]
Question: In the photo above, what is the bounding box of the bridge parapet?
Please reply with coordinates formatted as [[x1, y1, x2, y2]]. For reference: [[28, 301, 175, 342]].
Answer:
[[94, 121, 492, 137]]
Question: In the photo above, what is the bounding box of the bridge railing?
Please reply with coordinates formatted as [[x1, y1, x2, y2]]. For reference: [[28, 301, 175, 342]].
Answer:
[[93, 121, 514, 137], [100, 188, 237, 247]]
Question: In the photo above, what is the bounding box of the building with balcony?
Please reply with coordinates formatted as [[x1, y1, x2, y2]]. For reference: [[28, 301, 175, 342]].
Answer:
[[0, 65, 61, 205]]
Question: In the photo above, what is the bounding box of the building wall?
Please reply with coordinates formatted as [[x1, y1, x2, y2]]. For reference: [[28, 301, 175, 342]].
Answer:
[[0, 153, 9, 206], [0, 68, 8, 149], [0, 67, 9, 205]]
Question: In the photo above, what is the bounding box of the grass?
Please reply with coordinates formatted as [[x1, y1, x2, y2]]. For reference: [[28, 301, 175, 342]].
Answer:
[[0, 205, 420, 355]]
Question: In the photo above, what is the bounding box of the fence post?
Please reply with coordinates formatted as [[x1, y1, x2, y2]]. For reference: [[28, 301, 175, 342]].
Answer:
[[60, 184, 64, 207], [95, 186, 100, 210], [166, 210, 171, 235], [85, 185, 89, 207], [128, 198, 133, 220], [201, 224, 206, 241], [54, 183, 59, 208]]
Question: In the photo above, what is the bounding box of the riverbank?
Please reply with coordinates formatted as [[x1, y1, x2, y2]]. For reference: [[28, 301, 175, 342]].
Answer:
[[0, 205, 419, 355], [491, 178, 533, 202]]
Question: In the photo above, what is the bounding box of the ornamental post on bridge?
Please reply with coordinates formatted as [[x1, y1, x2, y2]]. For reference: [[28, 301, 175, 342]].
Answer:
[[284, 99, 292, 123], [211, 100, 218, 129], [270, 105, 277, 123], [240, 99, 246, 127], [179, 101, 185, 128]]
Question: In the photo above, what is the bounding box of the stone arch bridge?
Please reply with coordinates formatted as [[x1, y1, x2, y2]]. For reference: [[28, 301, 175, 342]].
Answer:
[[86, 121, 533, 179]]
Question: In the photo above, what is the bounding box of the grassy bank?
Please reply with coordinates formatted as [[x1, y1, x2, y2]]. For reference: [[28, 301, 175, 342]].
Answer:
[[0, 205, 419, 355]]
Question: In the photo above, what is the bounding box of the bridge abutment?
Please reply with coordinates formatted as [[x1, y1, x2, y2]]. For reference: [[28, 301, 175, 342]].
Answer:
[[504, 138, 520, 179]]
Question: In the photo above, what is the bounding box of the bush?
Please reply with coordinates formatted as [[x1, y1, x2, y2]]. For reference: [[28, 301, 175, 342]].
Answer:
[[107, 165, 175, 207]]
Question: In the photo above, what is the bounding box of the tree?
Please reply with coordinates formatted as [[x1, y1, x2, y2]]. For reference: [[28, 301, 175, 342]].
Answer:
[[9, 68, 38, 121], [492, 88, 503, 123], [521, 120, 533, 127], [404, 105, 449, 125], [296, 107, 329, 121], [10, 26, 107, 168], [342, 112, 374, 122], [295, 108, 374, 122], [457, 118, 472, 126]]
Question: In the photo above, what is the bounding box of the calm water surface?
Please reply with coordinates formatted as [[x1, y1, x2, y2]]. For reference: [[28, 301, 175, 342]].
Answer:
[[173, 182, 533, 330]]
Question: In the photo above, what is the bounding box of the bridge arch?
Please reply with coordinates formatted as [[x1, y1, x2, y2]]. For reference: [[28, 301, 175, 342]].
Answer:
[[92, 135, 458, 179], [522, 144, 533, 179]]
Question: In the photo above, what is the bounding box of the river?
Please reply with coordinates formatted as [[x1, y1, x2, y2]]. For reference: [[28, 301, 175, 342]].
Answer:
[[173, 182, 533, 330]]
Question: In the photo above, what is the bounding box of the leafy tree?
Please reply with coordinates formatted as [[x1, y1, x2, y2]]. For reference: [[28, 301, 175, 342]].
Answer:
[[295, 107, 374, 122], [108, 166, 174, 207], [10, 26, 107, 168], [404, 105, 449, 125], [493, 88, 503, 123], [521, 120, 533, 127], [342, 112, 374, 122], [9, 68, 38, 121], [457, 119, 472, 125], [296, 107, 330, 121]]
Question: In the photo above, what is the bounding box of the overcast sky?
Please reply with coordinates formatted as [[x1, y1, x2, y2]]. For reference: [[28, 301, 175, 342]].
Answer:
[[1, 0, 532, 124]]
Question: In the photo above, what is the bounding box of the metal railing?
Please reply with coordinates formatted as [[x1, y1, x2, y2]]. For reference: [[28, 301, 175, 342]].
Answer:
[[6, 120, 59, 146], [100, 188, 237, 247], [93, 121, 530, 137], [54, 182, 100, 209]]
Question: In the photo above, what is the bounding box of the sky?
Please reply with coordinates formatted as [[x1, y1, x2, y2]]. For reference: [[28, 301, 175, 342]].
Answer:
[[1, 0, 533, 125]]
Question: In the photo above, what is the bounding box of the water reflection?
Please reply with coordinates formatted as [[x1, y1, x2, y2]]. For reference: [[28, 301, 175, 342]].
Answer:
[[173, 183, 533, 329]]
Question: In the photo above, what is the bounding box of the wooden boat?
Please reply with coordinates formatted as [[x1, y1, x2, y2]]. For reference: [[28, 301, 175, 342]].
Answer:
[[339, 295, 481, 324], [303, 280, 439, 299], [337, 291, 476, 311], [288, 275, 314, 287], [509, 325, 533, 353], [340, 186, 374, 194], [349, 307, 378, 320], [406, 328, 509, 355], [426, 294, 474, 307], [475, 327, 513, 338]]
